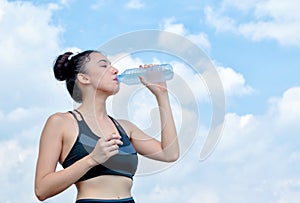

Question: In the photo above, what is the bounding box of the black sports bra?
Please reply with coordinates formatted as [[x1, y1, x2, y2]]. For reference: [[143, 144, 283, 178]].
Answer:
[[61, 110, 138, 182]]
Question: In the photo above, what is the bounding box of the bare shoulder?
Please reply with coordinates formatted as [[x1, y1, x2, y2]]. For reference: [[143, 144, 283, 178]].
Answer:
[[46, 112, 73, 124], [116, 119, 137, 129], [42, 112, 74, 136], [116, 119, 138, 138]]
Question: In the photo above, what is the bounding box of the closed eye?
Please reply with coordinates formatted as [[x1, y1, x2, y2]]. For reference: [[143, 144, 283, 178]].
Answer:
[[97, 59, 111, 68]]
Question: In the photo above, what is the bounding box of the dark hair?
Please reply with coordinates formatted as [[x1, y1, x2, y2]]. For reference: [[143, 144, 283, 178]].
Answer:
[[53, 50, 98, 103]]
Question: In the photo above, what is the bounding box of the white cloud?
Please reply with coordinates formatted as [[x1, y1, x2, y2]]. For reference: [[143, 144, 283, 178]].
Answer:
[[187, 33, 211, 52], [274, 179, 300, 203], [187, 189, 220, 203], [239, 20, 300, 46], [270, 87, 300, 128], [90, 0, 106, 10], [254, 0, 300, 21], [217, 66, 254, 96], [205, 0, 300, 46], [218, 113, 256, 151], [160, 17, 211, 51], [1, 106, 52, 129], [204, 6, 237, 33], [59, 0, 71, 6], [109, 52, 144, 73], [0, 0, 69, 112], [221, 0, 260, 11], [7, 107, 29, 122], [161, 17, 187, 35], [0, 140, 32, 174], [133, 86, 300, 203], [0, 0, 64, 102], [202, 86, 300, 201], [171, 61, 209, 102], [0, 138, 38, 202], [125, 0, 145, 9], [47, 2, 61, 10], [173, 61, 254, 102], [0, 1, 73, 202]]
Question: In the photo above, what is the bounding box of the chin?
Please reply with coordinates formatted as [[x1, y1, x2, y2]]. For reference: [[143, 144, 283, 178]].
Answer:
[[112, 85, 120, 95]]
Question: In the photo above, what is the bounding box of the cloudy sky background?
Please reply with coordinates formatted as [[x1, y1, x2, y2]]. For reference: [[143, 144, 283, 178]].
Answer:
[[0, 0, 300, 202]]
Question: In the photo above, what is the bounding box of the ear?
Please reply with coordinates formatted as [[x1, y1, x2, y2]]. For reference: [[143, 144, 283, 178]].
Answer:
[[77, 73, 90, 85]]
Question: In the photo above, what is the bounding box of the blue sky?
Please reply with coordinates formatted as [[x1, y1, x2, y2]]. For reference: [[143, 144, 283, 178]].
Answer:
[[0, 0, 300, 202]]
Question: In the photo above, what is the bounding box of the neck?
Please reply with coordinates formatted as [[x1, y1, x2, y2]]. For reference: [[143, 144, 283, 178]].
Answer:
[[78, 93, 109, 118]]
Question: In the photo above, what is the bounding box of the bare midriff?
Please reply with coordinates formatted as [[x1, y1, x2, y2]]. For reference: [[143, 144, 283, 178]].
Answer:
[[75, 175, 133, 200]]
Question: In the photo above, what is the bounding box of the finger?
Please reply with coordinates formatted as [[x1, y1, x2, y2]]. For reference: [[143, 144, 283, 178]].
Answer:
[[108, 148, 120, 157], [139, 64, 152, 68], [146, 64, 158, 68], [105, 133, 121, 141], [138, 76, 148, 87], [101, 139, 123, 149], [108, 139, 123, 146], [108, 144, 119, 152]]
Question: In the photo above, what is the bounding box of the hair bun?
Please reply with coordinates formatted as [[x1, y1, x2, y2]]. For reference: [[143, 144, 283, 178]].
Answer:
[[53, 52, 73, 81]]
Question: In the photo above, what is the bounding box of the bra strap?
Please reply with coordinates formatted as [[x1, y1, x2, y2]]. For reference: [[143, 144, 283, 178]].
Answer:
[[108, 116, 127, 137], [68, 111, 79, 121], [73, 109, 85, 121], [68, 110, 84, 121]]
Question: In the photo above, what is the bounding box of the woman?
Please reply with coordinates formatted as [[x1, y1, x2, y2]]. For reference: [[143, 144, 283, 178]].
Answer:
[[34, 50, 179, 203]]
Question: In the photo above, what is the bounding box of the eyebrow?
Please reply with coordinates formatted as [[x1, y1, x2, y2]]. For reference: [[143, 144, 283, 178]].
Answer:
[[97, 59, 111, 64]]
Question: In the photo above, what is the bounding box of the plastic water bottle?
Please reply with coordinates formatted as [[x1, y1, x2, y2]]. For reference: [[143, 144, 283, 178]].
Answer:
[[117, 64, 174, 85]]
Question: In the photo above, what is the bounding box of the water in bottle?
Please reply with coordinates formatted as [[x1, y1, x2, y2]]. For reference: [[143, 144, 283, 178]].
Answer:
[[117, 64, 174, 85]]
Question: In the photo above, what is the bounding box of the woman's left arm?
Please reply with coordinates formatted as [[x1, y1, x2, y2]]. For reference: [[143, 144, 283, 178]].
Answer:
[[121, 76, 179, 162]]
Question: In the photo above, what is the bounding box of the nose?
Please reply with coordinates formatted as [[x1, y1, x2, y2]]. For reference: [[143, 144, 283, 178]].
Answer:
[[111, 66, 119, 74]]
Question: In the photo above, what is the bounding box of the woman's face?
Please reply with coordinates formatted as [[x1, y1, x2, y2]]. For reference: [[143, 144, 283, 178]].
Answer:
[[83, 52, 120, 94]]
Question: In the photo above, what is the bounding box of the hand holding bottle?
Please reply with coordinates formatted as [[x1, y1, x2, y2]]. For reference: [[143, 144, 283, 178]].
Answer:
[[138, 64, 168, 96]]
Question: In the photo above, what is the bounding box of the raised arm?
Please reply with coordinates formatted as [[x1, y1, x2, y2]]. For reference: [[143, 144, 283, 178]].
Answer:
[[123, 77, 179, 162]]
